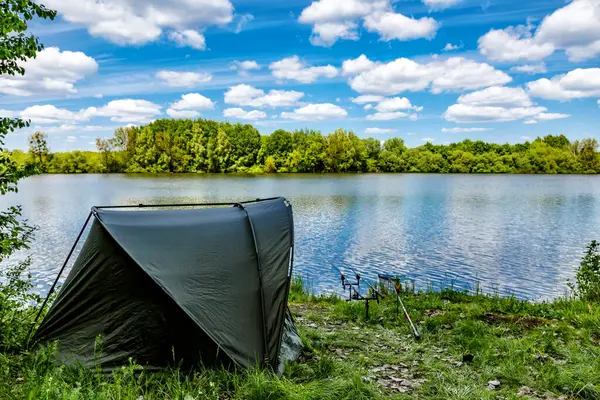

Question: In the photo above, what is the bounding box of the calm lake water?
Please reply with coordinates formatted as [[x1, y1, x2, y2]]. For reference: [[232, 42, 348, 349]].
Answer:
[[1, 173, 599, 300]]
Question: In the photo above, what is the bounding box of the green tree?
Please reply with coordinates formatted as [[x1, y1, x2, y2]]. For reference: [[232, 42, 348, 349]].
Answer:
[[379, 138, 406, 172], [95, 137, 117, 172], [264, 156, 277, 173], [229, 123, 261, 171], [187, 122, 208, 172], [324, 129, 366, 172], [264, 129, 293, 169], [28, 131, 48, 166], [0, 0, 56, 351], [448, 150, 475, 173], [215, 128, 233, 172], [541, 134, 570, 149], [363, 137, 381, 172], [571, 138, 600, 173]]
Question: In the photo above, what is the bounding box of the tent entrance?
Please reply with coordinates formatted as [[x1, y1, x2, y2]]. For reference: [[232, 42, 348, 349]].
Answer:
[[33, 220, 233, 369]]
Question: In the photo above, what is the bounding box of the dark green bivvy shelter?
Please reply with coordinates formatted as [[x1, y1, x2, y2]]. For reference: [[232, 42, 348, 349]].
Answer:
[[32, 197, 302, 371]]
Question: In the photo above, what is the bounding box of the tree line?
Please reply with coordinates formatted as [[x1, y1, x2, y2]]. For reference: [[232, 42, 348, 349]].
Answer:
[[16, 118, 600, 174]]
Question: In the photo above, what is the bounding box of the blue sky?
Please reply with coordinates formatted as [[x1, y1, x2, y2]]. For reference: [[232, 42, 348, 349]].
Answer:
[[1, 0, 599, 151]]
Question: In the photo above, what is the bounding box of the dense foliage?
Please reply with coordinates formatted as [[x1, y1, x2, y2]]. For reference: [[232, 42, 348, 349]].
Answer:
[[17, 119, 600, 174]]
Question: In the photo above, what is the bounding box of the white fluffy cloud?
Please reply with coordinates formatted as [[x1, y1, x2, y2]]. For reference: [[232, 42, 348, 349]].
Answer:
[[342, 55, 376, 76], [375, 97, 422, 112], [363, 11, 438, 42], [269, 56, 338, 83], [428, 58, 513, 94], [298, 0, 385, 46], [85, 99, 162, 123], [298, 0, 439, 47], [0, 47, 98, 97], [441, 127, 492, 133], [345, 55, 511, 95], [535, 0, 600, 61], [7, 99, 165, 126], [510, 64, 547, 75], [19, 105, 87, 124], [478, 0, 600, 62], [444, 104, 546, 123], [42, 0, 233, 49], [230, 60, 260, 75], [166, 93, 214, 118], [535, 112, 571, 121], [366, 111, 409, 120], [281, 103, 348, 120], [442, 86, 562, 123], [456, 86, 533, 108], [309, 21, 360, 47], [365, 127, 398, 134], [527, 68, 600, 100], [351, 95, 385, 104], [347, 57, 431, 94], [443, 43, 461, 51], [223, 108, 267, 120], [168, 30, 206, 50], [224, 84, 304, 107], [156, 71, 212, 88], [478, 25, 555, 62]]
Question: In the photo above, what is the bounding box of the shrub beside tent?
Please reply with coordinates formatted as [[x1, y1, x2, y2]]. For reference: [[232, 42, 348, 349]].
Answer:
[[32, 197, 303, 371]]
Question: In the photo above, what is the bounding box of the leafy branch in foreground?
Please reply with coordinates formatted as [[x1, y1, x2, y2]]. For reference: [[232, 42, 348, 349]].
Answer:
[[0, 0, 57, 351]]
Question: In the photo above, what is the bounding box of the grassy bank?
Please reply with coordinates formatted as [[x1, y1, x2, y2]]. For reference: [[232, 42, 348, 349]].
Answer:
[[1, 279, 599, 399]]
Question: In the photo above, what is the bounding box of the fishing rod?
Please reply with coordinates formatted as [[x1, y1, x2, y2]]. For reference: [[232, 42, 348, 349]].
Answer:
[[378, 274, 421, 340]]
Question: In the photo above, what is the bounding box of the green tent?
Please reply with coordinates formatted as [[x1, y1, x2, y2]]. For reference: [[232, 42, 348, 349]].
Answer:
[[33, 197, 302, 371]]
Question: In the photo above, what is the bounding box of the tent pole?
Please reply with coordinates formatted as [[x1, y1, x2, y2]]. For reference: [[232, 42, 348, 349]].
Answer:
[[94, 197, 282, 210], [275, 201, 295, 363], [237, 204, 271, 367], [26, 210, 94, 348]]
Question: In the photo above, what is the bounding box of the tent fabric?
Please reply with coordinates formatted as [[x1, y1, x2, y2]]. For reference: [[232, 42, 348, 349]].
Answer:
[[277, 310, 303, 374], [33, 197, 300, 370]]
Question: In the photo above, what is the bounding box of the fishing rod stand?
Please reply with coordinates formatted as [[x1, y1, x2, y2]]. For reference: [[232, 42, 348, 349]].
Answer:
[[341, 273, 361, 301], [340, 273, 381, 319], [351, 287, 381, 320]]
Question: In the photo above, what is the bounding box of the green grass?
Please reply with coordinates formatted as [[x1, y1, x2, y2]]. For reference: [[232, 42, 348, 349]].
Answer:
[[1, 281, 599, 399]]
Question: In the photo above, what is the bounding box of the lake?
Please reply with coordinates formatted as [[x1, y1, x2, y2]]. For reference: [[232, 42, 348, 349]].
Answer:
[[1, 173, 599, 300]]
